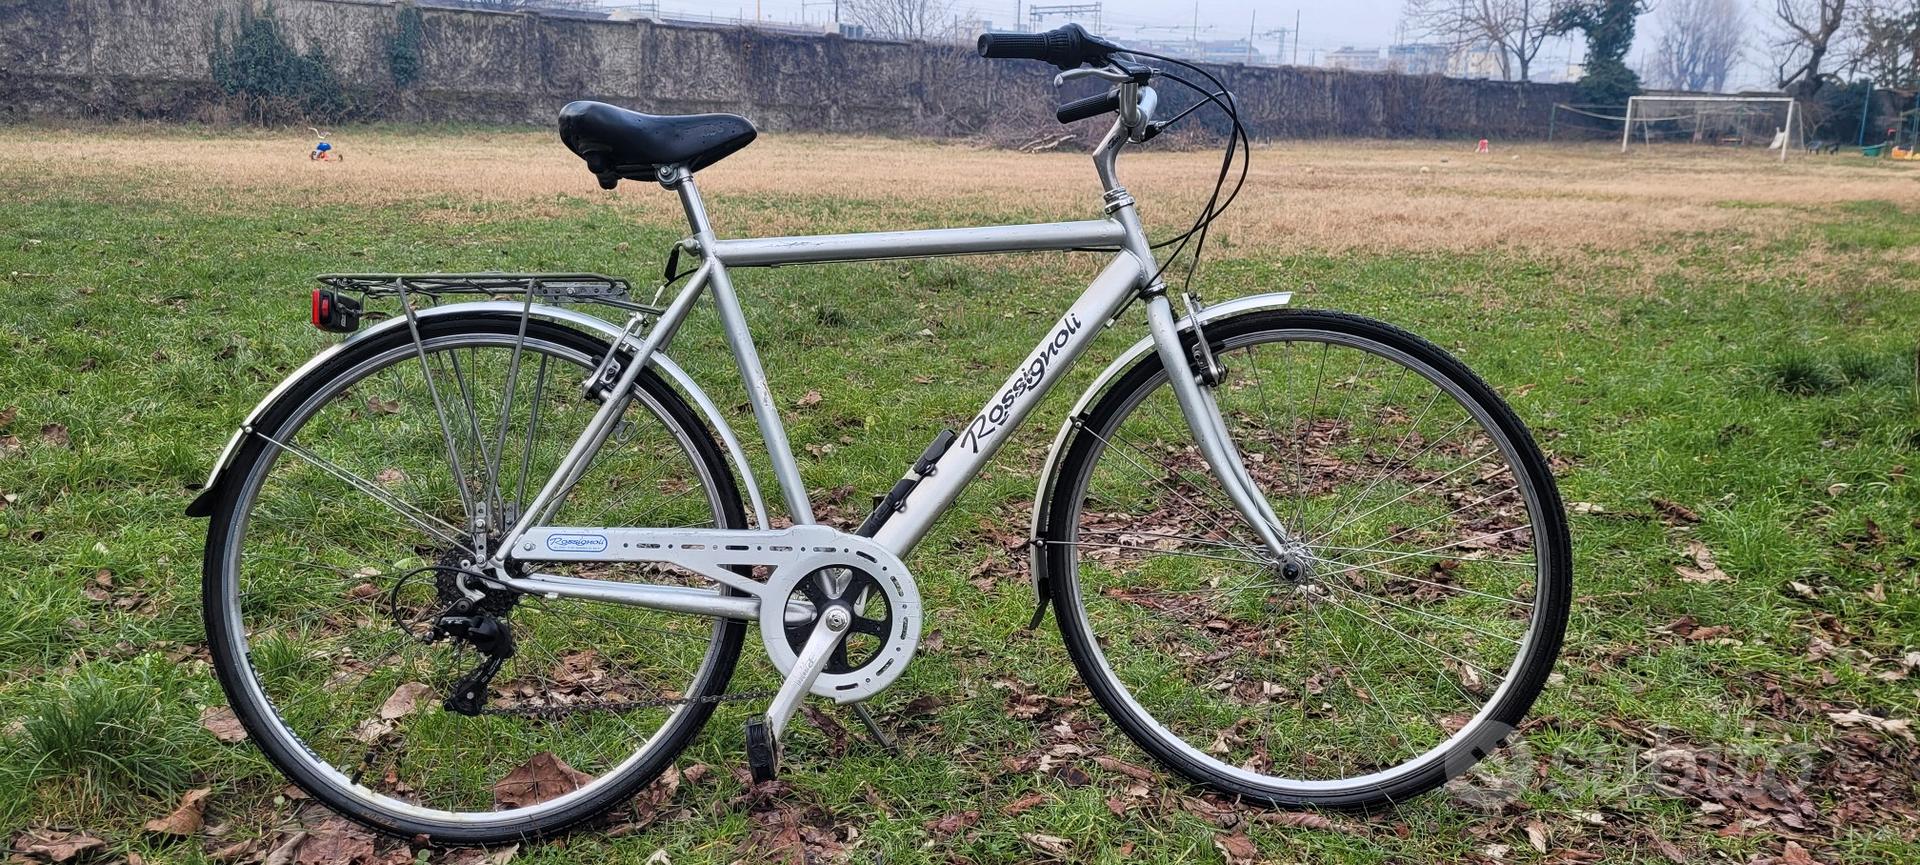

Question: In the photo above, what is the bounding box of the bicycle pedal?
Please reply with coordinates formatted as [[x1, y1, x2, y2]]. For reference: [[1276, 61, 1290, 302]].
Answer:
[[745, 715, 778, 783]]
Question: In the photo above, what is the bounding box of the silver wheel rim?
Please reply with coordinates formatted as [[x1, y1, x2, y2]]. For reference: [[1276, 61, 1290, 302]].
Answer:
[[216, 331, 733, 825], [1061, 325, 1555, 795]]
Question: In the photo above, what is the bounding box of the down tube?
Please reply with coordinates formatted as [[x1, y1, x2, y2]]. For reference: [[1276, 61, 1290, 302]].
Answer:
[[871, 253, 1145, 557]]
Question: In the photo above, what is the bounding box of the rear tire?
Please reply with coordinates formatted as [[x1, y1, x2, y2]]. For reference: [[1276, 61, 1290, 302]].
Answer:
[[202, 315, 748, 843]]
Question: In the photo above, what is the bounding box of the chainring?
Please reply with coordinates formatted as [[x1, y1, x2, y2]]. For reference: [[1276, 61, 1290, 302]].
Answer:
[[759, 545, 921, 704], [784, 566, 895, 675]]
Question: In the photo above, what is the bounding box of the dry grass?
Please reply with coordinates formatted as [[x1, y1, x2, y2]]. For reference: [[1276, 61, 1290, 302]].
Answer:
[[5, 126, 1918, 254]]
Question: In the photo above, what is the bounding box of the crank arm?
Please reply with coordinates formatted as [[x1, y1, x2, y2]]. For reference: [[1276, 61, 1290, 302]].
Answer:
[[766, 604, 851, 742]]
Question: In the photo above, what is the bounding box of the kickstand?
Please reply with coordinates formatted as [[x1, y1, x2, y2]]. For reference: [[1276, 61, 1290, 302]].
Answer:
[[848, 702, 900, 755]]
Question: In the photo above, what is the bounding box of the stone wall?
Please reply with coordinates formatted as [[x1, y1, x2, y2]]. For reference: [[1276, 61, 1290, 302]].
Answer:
[[0, 0, 1579, 139]]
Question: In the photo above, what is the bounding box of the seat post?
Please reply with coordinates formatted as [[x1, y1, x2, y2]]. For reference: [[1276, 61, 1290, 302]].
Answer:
[[662, 165, 717, 237]]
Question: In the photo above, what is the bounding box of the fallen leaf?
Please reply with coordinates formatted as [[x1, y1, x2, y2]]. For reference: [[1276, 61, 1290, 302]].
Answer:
[[292, 818, 376, 865], [922, 810, 979, 836], [39, 423, 69, 447], [799, 705, 849, 757], [1828, 709, 1916, 742], [1650, 497, 1700, 525], [1020, 833, 1074, 858], [1675, 539, 1728, 583], [144, 787, 213, 835], [1052, 764, 1093, 787], [262, 831, 306, 865], [1781, 840, 1822, 865], [1091, 754, 1155, 782], [442, 844, 518, 865], [492, 752, 593, 809], [0, 406, 14, 430], [1001, 791, 1050, 815], [373, 468, 405, 486], [1213, 831, 1261, 864], [1263, 811, 1339, 831], [795, 390, 822, 408], [1524, 819, 1549, 854], [377, 682, 432, 721], [209, 839, 260, 862], [897, 694, 942, 717], [1570, 501, 1605, 515], [11, 830, 106, 863], [1648, 836, 1687, 864], [349, 718, 392, 743], [364, 397, 401, 415]]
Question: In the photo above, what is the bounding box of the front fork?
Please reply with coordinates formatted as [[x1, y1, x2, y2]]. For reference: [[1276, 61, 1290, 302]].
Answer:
[[1141, 289, 1295, 558]]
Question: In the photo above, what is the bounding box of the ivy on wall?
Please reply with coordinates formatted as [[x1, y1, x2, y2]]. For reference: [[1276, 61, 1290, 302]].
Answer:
[[388, 4, 424, 89], [210, 6, 357, 123]]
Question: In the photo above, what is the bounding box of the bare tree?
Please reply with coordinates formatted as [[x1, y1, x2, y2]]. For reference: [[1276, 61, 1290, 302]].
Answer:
[[1402, 0, 1566, 81], [843, 0, 958, 41], [1773, 0, 1850, 90], [1843, 0, 1920, 87], [1648, 0, 1744, 90]]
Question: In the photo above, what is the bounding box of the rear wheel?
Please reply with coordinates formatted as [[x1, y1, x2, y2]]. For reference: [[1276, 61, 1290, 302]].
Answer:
[[1041, 309, 1570, 808], [202, 315, 748, 842]]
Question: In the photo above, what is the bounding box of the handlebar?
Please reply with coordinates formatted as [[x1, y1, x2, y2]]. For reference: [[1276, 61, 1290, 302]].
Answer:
[[1054, 90, 1122, 124], [976, 23, 1120, 70], [979, 25, 1155, 129]]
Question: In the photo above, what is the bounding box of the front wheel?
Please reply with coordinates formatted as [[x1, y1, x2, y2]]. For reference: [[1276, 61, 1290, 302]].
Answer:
[[1040, 309, 1570, 808]]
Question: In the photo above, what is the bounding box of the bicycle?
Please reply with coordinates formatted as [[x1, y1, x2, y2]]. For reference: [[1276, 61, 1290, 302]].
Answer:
[[189, 25, 1570, 843]]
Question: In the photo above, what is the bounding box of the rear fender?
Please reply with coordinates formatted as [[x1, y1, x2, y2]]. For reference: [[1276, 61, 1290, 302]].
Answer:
[[183, 302, 770, 529]]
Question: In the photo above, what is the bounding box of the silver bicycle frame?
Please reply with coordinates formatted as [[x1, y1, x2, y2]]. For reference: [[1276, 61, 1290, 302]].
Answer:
[[489, 88, 1291, 621]]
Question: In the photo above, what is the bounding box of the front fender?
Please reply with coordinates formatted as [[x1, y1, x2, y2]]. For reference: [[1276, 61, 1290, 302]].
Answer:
[[1026, 291, 1293, 607], [184, 302, 770, 530]]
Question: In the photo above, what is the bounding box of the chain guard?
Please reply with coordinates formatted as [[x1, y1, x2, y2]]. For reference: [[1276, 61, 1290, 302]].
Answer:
[[759, 543, 920, 704]]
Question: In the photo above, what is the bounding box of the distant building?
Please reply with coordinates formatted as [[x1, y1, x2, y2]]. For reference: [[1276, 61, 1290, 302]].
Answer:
[[1129, 37, 1266, 65], [1386, 43, 1450, 75], [1325, 46, 1384, 72], [1453, 43, 1507, 79]]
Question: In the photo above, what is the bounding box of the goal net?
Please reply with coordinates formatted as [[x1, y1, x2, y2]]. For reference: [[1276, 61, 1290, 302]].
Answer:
[[1621, 96, 1803, 160]]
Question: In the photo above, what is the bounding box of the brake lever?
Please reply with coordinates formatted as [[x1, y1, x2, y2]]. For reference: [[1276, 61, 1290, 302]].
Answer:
[[1053, 66, 1133, 85]]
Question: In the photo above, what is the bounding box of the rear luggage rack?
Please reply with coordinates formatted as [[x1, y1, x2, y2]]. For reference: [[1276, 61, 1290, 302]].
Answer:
[[314, 273, 661, 314]]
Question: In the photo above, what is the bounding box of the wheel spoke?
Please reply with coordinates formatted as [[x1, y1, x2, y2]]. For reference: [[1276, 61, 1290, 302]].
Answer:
[[1052, 318, 1560, 795], [220, 326, 743, 824]]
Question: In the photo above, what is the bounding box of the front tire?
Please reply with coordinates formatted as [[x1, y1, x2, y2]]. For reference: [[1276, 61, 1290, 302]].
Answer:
[[1040, 309, 1570, 809]]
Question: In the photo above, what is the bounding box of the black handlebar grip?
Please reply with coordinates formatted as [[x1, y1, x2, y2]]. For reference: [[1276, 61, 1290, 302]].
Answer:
[[1055, 91, 1122, 123], [977, 23, 1117, 70], [977, 31, 1053, 61]]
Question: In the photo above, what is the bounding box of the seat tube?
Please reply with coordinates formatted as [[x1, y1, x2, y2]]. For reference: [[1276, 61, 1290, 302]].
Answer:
[[668, 169, 816, 524]]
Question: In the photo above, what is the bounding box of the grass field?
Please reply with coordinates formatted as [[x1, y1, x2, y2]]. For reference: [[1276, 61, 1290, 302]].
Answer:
[[1, 126, 1918, 864]]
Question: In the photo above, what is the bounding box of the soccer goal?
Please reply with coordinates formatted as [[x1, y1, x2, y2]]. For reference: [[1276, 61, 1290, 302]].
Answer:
[[1621, 95, 1802, 161]]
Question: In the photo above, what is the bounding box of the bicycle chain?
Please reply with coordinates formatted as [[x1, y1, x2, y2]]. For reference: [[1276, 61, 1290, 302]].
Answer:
[[478, 688, 782, 719]]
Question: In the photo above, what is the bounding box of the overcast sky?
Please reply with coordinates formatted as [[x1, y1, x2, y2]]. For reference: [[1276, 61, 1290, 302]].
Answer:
[[635, 0, 1782, 90]]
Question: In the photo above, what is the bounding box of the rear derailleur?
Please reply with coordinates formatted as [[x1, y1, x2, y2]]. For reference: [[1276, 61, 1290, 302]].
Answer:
[[425, 567, 521, 716]]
